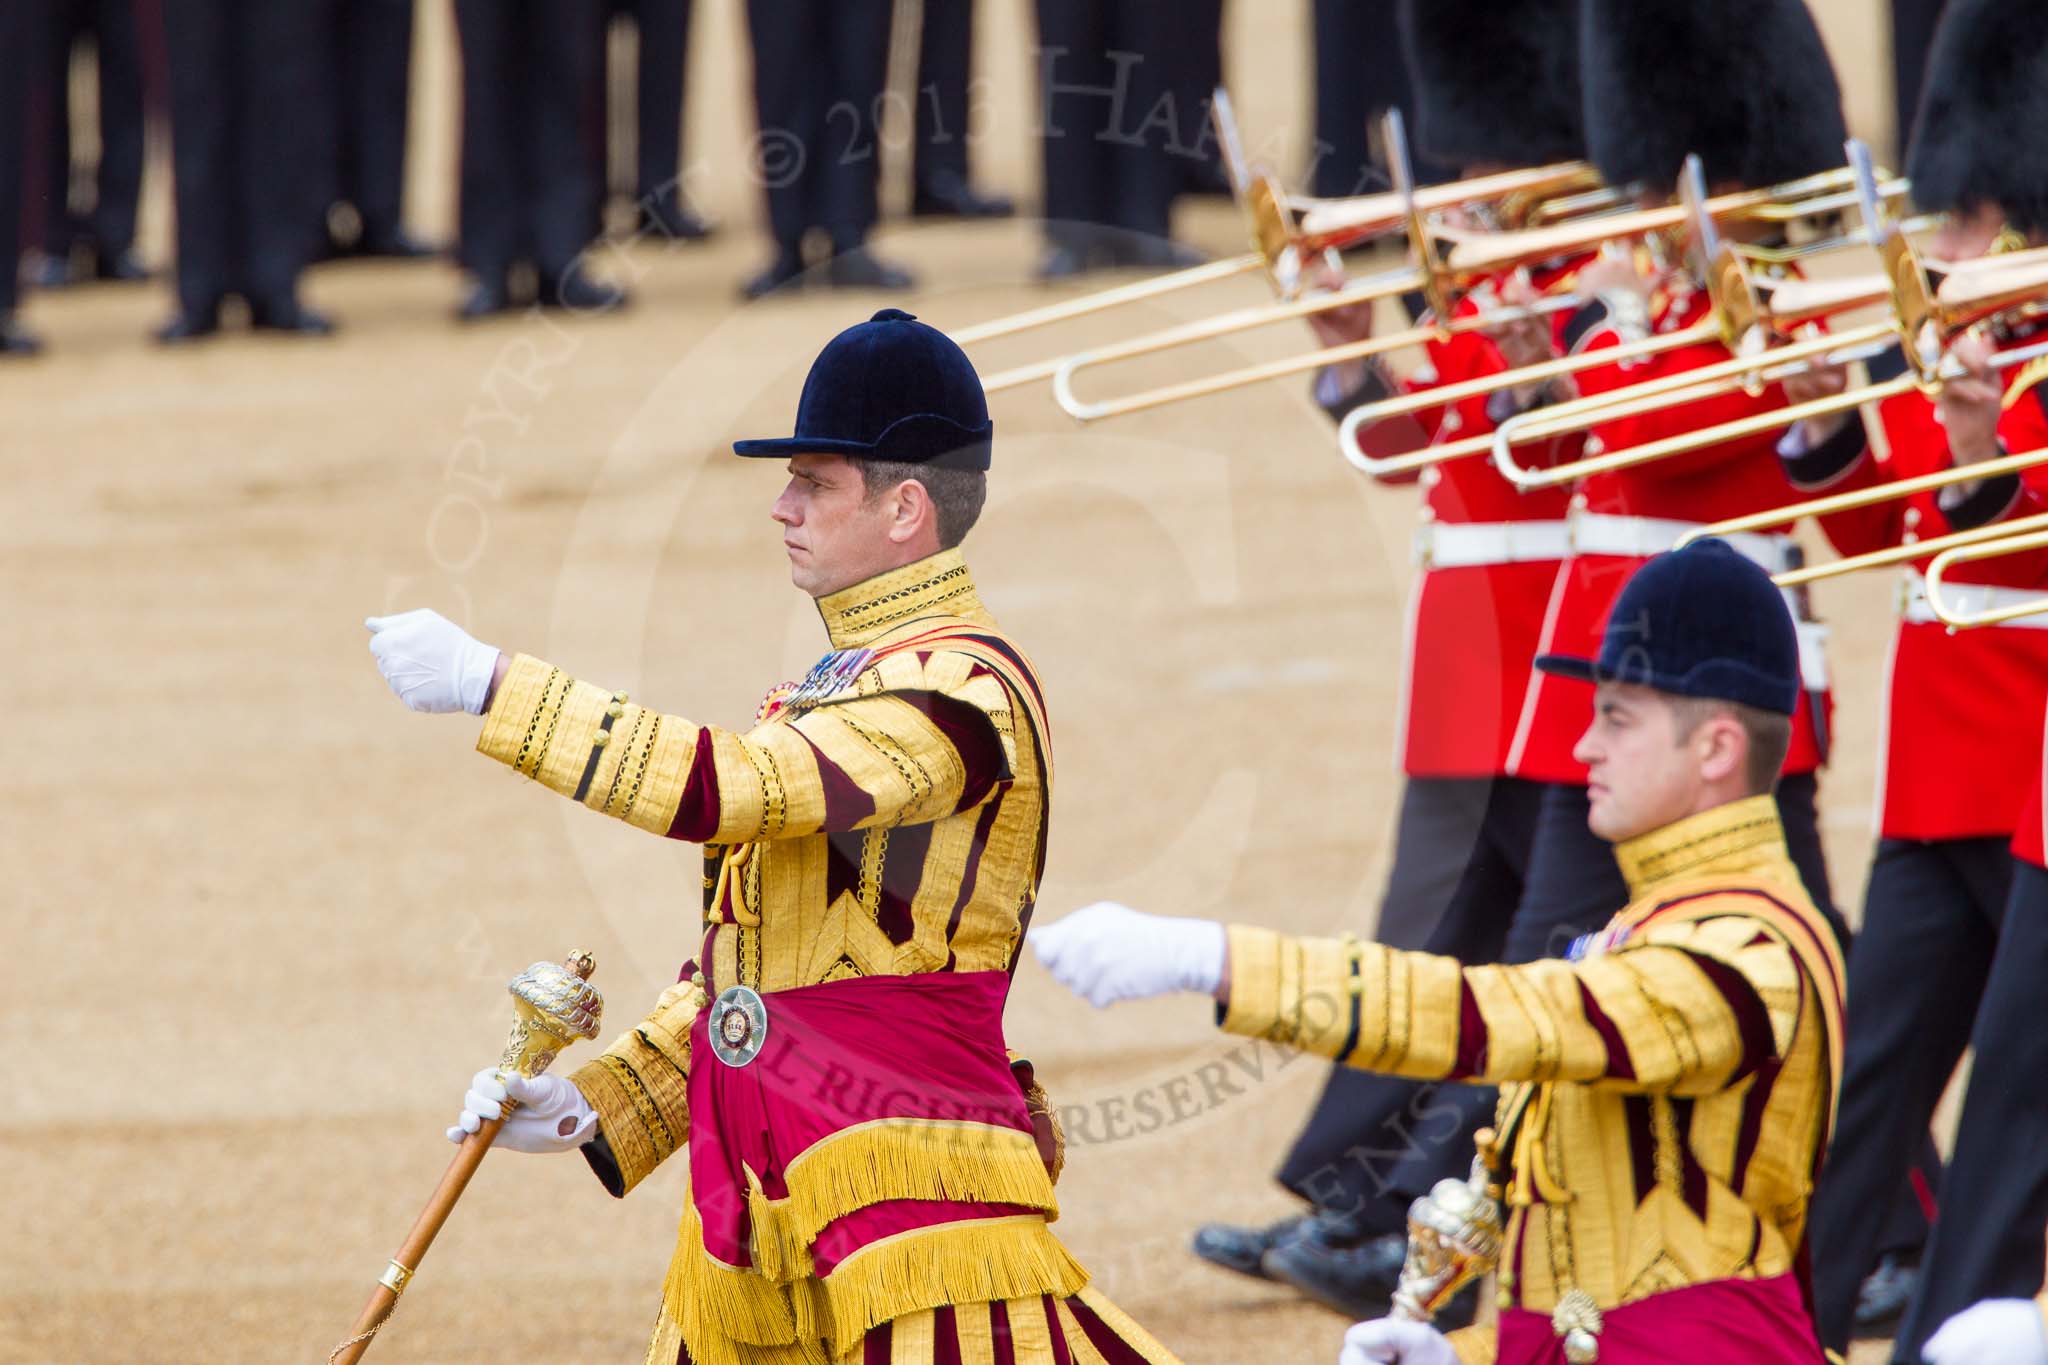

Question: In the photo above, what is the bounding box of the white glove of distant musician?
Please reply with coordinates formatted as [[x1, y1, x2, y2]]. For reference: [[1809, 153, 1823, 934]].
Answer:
[[1923, 1298, 2048, 1365], [1030, 900, 1226, 1008], [365, 609, 501, 715], [1338, 1318, 1459, 1365], [448, 1069, 597, 1155]]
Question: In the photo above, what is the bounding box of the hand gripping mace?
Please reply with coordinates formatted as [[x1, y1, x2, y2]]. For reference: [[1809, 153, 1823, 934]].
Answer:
[[328, 952, 604, 1364]]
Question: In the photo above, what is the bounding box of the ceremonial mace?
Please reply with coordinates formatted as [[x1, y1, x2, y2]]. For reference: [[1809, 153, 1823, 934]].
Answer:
[[327, 952, 604, 1364]]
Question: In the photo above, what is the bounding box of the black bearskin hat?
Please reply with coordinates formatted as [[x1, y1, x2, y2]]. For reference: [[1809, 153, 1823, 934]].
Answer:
[[1908, 0, 2048, 235], [1399, 0, 1585, 167], [1580, 0, 1848, 190]]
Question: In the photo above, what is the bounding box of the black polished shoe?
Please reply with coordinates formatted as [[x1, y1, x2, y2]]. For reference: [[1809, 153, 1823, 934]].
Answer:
[[24, 252, 74, 289], [1262, 1228, 1409, 1319], [912, 172, 1016, 220], [639, 199, 714, 242], [1851, 1252, 1920, 1337], [1191, 1214, 1309, 1281], [1034, 241, 1095, 281], [250, 298, 336, 336], [740, 252, 807, 300], [1103, 235, 1205, 271], [92, 247, 151, 282], [457, 275, 516, 321], [154, 307, 222, 344], [826, 246, 915, 291], [357, 227, 438, 260], [538, 265, 628, 313], [0, 314, 43, 356]]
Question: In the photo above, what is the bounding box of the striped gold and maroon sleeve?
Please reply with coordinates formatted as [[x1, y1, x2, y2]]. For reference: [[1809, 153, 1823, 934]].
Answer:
[[567, 977, 704, 1197], [474, 651, 1010, 845], [1219, 896, 1799, 1095]]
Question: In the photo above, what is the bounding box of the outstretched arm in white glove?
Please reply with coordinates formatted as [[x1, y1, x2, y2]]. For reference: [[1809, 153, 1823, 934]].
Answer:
[[448, 1069, 598, 1155], [1030, 900, 1227, 1008], [1339, 1318, 1458, 1365], [366, 609, 504, 715], [1923, 1299, 2048, 1365]]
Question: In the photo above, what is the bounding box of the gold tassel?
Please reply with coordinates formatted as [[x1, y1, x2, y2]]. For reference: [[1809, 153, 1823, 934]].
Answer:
[[749, 1120, 1060, 1277], [818, 1215, 1090, 1358], [661, 1195, 803, 1351]]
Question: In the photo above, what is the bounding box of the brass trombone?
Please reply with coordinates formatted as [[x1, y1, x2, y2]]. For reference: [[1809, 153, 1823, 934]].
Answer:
[[957, 93, 1598, 380], [1488, 143, 2048, 494], [1050, 142, 1915, 424], [1926, 523, 2048, 626]]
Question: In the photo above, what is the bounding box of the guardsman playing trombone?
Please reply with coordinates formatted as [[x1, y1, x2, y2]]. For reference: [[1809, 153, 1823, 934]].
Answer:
[[1187, 0, 1603, 1320]]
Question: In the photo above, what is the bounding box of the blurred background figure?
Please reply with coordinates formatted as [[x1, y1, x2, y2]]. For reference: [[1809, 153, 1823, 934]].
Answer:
[[453, 0, 622, 318], [740, 0, 912, 298], [1307, 0, 1447, 197], [323, 0, 434, 261], [28, 0, 149, 288], [1172, 0, 1230, 197], [160, 0, 332, 341], [910, 0, 1014, 219], [1, 0, 43, 354], [604, 0, 714, 242], [1032, 0, 1197, 278]]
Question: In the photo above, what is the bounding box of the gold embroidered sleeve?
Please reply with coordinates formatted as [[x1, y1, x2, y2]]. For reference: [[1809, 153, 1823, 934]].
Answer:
[[475, 650, 1010, 845], [1218, 922, 1793, 1094], [568, 978, 704, 1197], [476, 653, 703, 836]]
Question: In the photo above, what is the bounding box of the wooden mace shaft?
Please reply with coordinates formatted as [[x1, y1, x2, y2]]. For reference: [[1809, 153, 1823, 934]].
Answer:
[[330, 1114, 507, 1365]]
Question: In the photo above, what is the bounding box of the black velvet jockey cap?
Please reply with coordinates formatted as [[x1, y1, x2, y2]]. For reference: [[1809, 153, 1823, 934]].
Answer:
[[1907, 0, 2048, 236], [733, 308, 994, 471], [1536, 539, 1800, 715], [1400, 0, 1584, 167]]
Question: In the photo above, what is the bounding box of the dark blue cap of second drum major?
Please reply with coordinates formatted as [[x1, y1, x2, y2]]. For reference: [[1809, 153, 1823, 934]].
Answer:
[[1535, 539, 1800, 716]]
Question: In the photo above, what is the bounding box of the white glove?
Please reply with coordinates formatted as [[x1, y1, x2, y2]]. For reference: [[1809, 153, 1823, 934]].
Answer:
[[1924, 1298, 2048, 1365], [365, 609, 501, 715], [448, 1069, 598, 1155], [1030, 900, 1226, 1008], [1339, 1318, 1458, 1365]]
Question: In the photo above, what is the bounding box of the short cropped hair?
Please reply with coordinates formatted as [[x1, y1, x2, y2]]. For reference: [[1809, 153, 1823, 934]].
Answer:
[[853, 458, 987, 549], [1668, 695, 1792, 795]]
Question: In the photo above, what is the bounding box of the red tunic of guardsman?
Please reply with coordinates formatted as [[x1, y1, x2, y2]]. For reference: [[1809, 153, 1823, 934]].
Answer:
[[1314, 0, 1595, 782], [1506, 0, 1851, 789], [368, 310, 1179, 1365], [1782, 332, 2048, 841], [1033, 542, 1848, 1365]]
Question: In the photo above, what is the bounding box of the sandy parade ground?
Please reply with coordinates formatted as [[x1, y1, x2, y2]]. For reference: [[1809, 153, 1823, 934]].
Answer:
[[2, 2, 1930, 1361]]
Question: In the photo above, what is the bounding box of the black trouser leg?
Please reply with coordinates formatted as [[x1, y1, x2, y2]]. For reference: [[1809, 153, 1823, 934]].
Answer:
[[745, 0, 823, 256], [236, 0, 326, 307], [1890, 858, 2048, 1363], [0, 0, 34, 313], [1807, 836, 2010, 1356], [1102, 0, 1175, 238], [1275, 777, 1543, 1231], [163, 0, 231, 315], [1033, 0, 1111, 247], [455, 0, 519, 279], [630, 0, 689, 207], [913, 0, 971, 191], [1170, 0, 1223, 193], [340, 0, 414, 241], [817, 0, 890, 250], [39, 0, 81, 260], [1309, 0, 1375, 198], [92, 0, 146, 254], [521, 0, 600, 277]]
